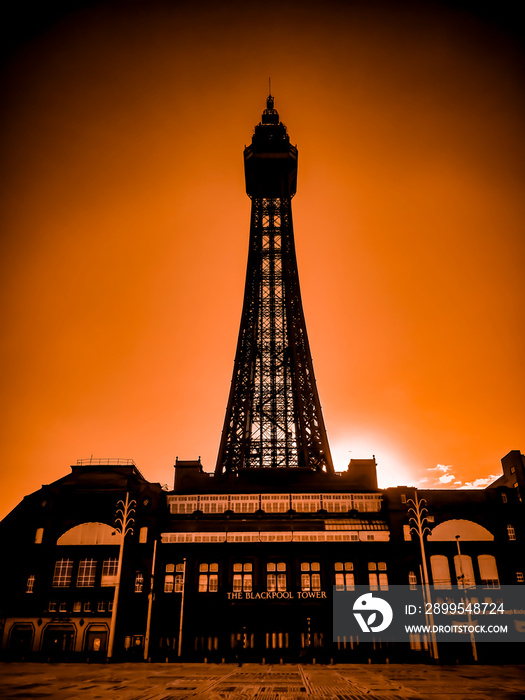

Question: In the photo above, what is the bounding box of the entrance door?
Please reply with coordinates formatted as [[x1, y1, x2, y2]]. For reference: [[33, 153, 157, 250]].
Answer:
[[42, 626, 75, 659], [9, 626, 33, 657], [85, 629, 108, 661]]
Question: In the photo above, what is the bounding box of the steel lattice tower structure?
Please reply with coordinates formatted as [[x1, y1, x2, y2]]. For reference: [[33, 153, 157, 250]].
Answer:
[[215, 96, 334, 476]]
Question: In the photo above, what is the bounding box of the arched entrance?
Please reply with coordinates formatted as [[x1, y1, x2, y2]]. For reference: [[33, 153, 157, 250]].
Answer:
[[42, 624, 75, 660], [9, 624, 34, 658]]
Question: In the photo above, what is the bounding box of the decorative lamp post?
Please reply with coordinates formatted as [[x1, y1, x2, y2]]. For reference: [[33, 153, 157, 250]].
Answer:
[[177, 558, 187, 658], [455, 535, 478, 662], [107, 492, 136, 660], [407, 491, 439, 660], [144, 539, 158, 661]]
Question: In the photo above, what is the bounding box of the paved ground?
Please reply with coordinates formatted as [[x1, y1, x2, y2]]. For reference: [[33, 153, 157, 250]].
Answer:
[[0, 663, 524, 700]]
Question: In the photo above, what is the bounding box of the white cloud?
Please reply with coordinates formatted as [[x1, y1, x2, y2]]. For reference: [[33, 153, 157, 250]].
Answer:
[[418, 464, 499, 490], [459, 475, 499, 489], [428, 464, 453, 473]]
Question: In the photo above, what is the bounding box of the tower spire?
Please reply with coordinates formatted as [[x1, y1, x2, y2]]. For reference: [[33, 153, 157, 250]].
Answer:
[[215, 98, 334, 475]]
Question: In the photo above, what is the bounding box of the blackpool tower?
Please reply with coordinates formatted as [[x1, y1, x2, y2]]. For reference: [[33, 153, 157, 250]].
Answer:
[[215, 95, 334, 475]]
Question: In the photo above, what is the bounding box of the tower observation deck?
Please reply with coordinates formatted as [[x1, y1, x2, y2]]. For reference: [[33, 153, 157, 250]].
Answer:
[[215, 96, 334, 475]]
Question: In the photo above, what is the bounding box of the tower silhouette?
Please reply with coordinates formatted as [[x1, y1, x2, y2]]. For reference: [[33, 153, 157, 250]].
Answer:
[[215, 96, 334, 475]]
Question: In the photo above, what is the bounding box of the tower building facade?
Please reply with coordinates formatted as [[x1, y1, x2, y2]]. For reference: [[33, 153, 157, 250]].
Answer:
[[0, 98, 524, 665], [216, 95, 333, 475]]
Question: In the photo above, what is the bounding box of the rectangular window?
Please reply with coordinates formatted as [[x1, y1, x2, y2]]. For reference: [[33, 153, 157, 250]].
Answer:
[[48, 601, 57, 612], [59, 602, 67, 613], [26, 575, 35, 593], [233, 562, 252, 592], [53, 559, 73, 587], [301, 562, 321, 591], [403, 524, 412, 541], [35, 528, 44, 544], [139, 527, 148, 543], [478, 555, 500, 589], [517, 572, 524, 583], [135, 572, 144, 593], [267, 562, 286, 591], [408, 571, 417, 590], [164, 574, 174, 593], [454, 555, 476, 589], [77, 559, 97, 587], [174, 563, 184, 592], [334, 562, 354, 590], [369, 562, 388, 590], [73, 601, 81, 612], [101, 558, 118, 587], [507, 524, 516, 541], [84, 601, 91, 612], [198, 563, 219, 592]]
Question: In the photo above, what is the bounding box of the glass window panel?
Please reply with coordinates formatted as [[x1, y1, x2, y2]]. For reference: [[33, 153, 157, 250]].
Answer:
[[431, 555, 451, 589], [77, 559, 97, 587], [135, 572, 144, 593], [53, 559, 73, 587]]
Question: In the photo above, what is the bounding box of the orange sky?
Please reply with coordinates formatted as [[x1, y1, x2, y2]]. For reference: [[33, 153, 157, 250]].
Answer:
[[1, 0, 524, 519]]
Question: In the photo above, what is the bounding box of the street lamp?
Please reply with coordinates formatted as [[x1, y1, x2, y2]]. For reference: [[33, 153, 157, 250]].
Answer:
[[144, 539, 158, 661], [107, 492, 136, 660], [455, 535, 478, 662], [177, 558, 187, 658], [407, 491, 439, 660]]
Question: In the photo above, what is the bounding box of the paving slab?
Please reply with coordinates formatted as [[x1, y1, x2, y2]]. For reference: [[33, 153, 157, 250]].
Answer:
[[0, 663, 524, 700]]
